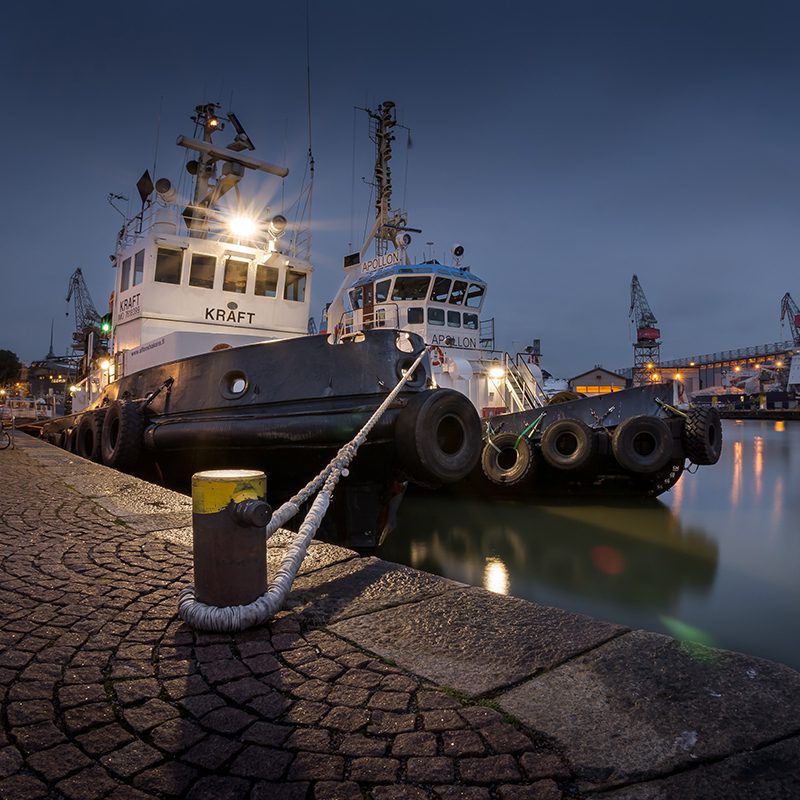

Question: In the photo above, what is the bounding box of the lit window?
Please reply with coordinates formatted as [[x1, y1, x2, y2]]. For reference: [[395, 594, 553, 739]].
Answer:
[[407, 307, 424, 324], [284, 270, 307, 302], [120, 257, 131, 292], [133, 250, 145, 286], [255, 264, 279, 297], [428, 307, 445, 326], [430, 277, 451, 303], [449, 280, 467, 304], [223, 258, 249, 293], [189, 254, 215, 289], [392, 276, 431, 301], [465, 284, 485, 308], [154, 248, 182, 284]]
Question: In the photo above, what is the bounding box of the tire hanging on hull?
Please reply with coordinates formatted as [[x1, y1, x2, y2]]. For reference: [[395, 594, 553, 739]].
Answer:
[[395, 388, 482, 486], [100, 401, 145, 471], [611, 415, 672, 474], [75, 410, 105, 462], [540, 418, 595, 471], [683, 406, 722, 465], [480, 432, 535, 487]]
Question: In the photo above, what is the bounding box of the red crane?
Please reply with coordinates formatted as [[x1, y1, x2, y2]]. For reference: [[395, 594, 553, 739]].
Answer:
[[629, 275, 661, 385]]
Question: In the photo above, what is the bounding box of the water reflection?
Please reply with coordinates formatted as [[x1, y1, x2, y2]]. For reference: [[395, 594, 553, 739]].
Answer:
[[483, 557, 510, 595], [385, 420, 800, 669], [384, 494, 718, 614]]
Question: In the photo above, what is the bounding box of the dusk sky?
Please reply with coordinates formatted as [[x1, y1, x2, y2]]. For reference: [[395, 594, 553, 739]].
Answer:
[[2, 0, 799, 377]]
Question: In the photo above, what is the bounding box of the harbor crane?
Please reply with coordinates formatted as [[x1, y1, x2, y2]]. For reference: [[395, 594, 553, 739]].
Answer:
[[780, 292, 800, 347], [629, 275, 661, 385], [65, 268, 107, 357]]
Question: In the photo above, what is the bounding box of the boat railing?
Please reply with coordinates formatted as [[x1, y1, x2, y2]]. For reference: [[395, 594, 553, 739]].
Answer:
[[332, 304, 402, 341], [510, 354, 550, 408], [474, 351, 547, 413], [117, 199, 296, 258]]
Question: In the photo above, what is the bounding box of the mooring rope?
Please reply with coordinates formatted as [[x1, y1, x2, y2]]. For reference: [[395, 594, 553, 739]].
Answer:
[[178, 344, 430, 632]]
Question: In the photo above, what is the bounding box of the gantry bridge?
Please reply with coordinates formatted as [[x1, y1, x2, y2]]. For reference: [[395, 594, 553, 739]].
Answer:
[[617, 338, 798, 391]]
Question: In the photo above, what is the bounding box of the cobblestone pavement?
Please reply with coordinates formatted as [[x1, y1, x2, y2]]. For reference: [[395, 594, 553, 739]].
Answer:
[[0, 439, 573, 800]]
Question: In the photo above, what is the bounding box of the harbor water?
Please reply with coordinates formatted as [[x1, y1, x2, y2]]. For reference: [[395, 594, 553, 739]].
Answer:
[[383, 419, 800, 671]]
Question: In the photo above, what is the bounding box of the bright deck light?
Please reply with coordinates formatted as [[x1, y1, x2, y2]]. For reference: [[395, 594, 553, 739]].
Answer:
[[488, 365, 505, 380], [100, 359, 111, 370], [229, 216, 258, 238]]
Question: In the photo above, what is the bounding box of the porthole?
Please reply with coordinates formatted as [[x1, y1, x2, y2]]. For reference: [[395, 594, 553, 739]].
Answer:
[[220, 370, 249, 399]]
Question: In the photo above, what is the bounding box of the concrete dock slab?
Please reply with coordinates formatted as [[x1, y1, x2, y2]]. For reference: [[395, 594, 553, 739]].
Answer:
[[2, 433, 799, 800]]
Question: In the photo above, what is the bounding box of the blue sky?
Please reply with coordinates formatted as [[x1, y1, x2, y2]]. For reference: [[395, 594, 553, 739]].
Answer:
[[2, 0, 799, 376]]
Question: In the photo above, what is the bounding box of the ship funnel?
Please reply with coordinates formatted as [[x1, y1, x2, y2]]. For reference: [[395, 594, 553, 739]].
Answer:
[[155, 178, 177, 203]]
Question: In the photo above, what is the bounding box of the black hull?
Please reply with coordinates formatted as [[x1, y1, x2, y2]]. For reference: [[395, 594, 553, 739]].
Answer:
[[41, 330, 482, 548], [465, 383, 721, 500]]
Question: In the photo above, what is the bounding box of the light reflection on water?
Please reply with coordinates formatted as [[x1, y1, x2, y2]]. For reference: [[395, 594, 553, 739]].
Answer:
[[383, 420, 800, 670]]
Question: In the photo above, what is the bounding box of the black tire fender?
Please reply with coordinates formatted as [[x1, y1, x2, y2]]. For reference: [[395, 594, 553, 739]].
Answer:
[[65, 427, 78, 453], [612, 415, 672, 474], [481, 432, 535, 487], [683, 406, 722, 465], [100, 400, 145, 471], [75, 410, 105, 463], [540, 418, 595, 471], [395, 388, 482, 485]]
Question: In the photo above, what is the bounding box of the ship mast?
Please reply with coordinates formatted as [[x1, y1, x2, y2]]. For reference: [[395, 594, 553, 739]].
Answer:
[[359, 101, 416, 260], [178, 103, 289, 238]]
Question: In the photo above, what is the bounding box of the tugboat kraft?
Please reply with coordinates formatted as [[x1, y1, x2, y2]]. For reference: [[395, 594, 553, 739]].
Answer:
[[40, 102, 482, 547]]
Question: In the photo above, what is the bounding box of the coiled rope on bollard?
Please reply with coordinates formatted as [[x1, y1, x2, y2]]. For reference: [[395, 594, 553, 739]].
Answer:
[[178, 345, 431, 632]]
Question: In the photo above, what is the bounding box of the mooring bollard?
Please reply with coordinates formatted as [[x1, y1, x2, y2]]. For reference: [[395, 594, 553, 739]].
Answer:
[[191, 469, 272, 607]]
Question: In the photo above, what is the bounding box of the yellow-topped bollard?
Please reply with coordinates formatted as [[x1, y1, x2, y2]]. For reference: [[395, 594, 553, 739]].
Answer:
[[191, 470, 271, 608]]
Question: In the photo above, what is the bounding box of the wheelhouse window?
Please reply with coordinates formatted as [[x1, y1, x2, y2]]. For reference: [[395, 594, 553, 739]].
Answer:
[[447, 310, 461, 327], [120, 257, 131, 292], [255, 264, 279, 297], [428, 307, 445, 326], [223, 258, 249, 293], [407, 307, 424, 324], [154, 248, 182, 285], [375, 279, 391, 303], [189, 254, 216, 289], [284, 270, 307, 302], [449, 280, 467, 304], [349, 288, 363, 309], [430, 277, 451, 303], [392, 276, 430, 301], [465, 283, 485, 308], [463, 312, 478, 330], [133, 250, 145, 286]]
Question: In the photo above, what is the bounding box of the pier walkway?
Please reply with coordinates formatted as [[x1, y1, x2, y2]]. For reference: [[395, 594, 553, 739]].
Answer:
[[1, 435, 799, 800]]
